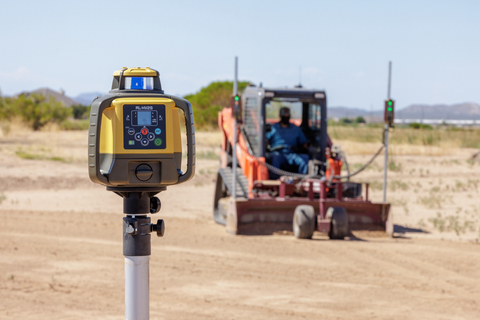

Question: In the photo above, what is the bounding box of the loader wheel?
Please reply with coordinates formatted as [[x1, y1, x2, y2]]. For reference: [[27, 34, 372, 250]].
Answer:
[[213, 171, 229, 225], [293, 205, 316, 239], [326, 207, 348, 240]]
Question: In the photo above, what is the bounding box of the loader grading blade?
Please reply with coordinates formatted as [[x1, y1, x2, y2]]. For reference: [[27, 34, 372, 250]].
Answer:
[[223, 196, 392, 236], [215, 178, 393, 237]]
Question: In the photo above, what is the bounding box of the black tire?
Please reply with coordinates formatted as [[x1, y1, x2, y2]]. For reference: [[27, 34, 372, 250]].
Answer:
[[293, 205, 316, 239], [214, 197, 229, 225], [326, 207, 348, 240], [213, 171, 229, 225]]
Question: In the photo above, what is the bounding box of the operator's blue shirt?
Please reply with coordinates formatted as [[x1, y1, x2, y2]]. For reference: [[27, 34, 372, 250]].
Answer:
[[266, 122, 308, 153]]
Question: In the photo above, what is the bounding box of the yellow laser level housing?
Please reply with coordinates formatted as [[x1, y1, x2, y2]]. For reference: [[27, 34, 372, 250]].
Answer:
[[88, 67, 195, 188]]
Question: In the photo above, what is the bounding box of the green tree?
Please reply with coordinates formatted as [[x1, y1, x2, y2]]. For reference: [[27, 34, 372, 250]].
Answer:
[[184, 81, 250, 129], [71, 104, 90, 119], [338, 117, 353, 125], [14, 93, 71, 130], [354, 116, 366, 124], [409, 122, 433, 130], [0, 94, 15, 120]]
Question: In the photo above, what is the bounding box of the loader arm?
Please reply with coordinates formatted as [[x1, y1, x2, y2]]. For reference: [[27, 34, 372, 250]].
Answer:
[[219, 107, 268, 198]]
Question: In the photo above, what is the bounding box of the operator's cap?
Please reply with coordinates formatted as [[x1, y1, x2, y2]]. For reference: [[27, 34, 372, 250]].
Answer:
[[279, 107, 290, 117]]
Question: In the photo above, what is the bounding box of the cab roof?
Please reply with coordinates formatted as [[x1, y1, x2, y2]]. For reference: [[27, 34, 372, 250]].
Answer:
[[244, 84, 326, 100]]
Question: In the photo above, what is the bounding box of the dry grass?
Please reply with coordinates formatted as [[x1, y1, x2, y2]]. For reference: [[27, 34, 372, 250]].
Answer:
[[330, 126, 480, 156], [0, 124, 87, 163], [2, 123, 478, 164], [193, 127, 477, 156], [336, 139, 459, 156], [428, 212, 477, 236], [191, 131, 222, 148], [329, 126, 480, 147]]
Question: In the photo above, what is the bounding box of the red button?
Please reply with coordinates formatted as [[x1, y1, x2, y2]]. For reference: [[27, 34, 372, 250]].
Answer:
[[141, 128, 148, 135]]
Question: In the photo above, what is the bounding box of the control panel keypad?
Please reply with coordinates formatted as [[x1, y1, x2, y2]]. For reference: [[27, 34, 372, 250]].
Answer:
[[123, 104, 166, 149]]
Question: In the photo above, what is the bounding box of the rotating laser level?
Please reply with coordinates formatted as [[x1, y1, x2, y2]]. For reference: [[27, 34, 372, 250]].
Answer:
[[88, 67, 195, 189], [88, 67, 195, 319]]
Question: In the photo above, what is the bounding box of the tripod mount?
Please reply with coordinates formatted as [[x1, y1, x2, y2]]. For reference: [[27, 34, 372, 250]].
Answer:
[[107, 186, 167, 319]]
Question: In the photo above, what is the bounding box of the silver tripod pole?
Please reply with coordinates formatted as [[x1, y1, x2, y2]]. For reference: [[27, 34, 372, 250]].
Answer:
[[125, 256, 149, 319]]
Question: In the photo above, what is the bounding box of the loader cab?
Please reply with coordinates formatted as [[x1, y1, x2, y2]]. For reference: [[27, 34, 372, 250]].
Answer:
[[240, 85, 328, 174]]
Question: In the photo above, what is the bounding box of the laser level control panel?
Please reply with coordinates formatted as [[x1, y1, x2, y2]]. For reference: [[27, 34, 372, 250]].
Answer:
[[123, 104, 166, 149]]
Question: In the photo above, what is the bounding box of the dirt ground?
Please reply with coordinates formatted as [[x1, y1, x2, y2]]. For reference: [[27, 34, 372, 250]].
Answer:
[[1, 129, 480, 319]]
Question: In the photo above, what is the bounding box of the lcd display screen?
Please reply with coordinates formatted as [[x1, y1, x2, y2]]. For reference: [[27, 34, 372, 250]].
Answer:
[[137, 111, 152, 126]]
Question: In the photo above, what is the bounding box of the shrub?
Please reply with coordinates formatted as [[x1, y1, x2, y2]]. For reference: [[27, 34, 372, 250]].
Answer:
[[59, 119, 90, 130], [13, 93, 71, 130], [71, 104, 90, 119], [338, 117, 353, 125], [354, 116, 366, 124], [0, 96, 15, 120], [409, 123, 433, 130], [184, 81, 250, 129]]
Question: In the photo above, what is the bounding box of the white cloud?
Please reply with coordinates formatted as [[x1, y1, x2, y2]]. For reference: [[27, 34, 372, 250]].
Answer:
[[0, 66, 42, 81], [0, 67, 56, 95]]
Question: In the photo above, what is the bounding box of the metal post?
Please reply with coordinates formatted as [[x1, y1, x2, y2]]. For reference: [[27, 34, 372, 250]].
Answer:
[[383, 61, 392, 203], [383, 123, 389, 203], [233, 57, 238, 96], [232, 56, 238, 200], [123, 213, 152, 320], [387, 61, 392, 99], [125, 256, 149, 319]]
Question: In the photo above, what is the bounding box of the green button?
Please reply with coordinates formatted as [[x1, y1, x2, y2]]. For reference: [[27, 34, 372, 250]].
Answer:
[[129, 140, 135, 145], [154, 138, 162, 146]]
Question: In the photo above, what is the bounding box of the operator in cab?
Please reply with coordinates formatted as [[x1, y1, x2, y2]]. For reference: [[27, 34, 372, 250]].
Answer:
[[266, 107, 309, 177]]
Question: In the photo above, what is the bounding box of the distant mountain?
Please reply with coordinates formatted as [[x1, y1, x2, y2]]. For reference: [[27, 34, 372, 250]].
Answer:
[[328, 102, 480, 122], [397, 103, 480, 120], [328, 106, 371, 119], [14, 88, 104, 106], [74, 92, 105, 106], [15, 88, 78, 107]]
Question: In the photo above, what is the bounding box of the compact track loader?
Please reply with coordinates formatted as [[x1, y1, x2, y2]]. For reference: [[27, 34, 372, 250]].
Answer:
[[213, 85, 392, 239]]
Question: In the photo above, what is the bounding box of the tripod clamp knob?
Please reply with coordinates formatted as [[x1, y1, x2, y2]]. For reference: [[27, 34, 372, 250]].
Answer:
[[150, 197, 161, 214], [151, 219, 165, 237]]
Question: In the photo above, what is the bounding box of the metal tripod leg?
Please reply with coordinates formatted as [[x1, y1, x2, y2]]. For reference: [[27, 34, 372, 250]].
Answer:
[[125, 256, 149, 319], [115, 190, 164, 320], [123, 214, 151, 320]]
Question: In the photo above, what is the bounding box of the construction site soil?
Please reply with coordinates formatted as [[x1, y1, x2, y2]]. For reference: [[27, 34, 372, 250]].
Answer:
[[0, 130, 479, 319]]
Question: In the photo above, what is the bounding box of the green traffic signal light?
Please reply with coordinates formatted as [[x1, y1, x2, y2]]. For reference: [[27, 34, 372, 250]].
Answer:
[[387, 107, 393, 112], [388, 100, 392, 106], [234, 95, 239, 101]]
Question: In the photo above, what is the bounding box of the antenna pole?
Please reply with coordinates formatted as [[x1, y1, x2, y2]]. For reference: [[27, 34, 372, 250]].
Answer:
[[233, 58, 238, 96], [232, 56, 238, 200], [299, 66, 302, 86], [387, 61, 392, 100]]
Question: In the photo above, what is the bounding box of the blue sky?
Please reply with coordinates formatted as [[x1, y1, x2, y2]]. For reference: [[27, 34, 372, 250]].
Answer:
[[1, 0, 479, 110]]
